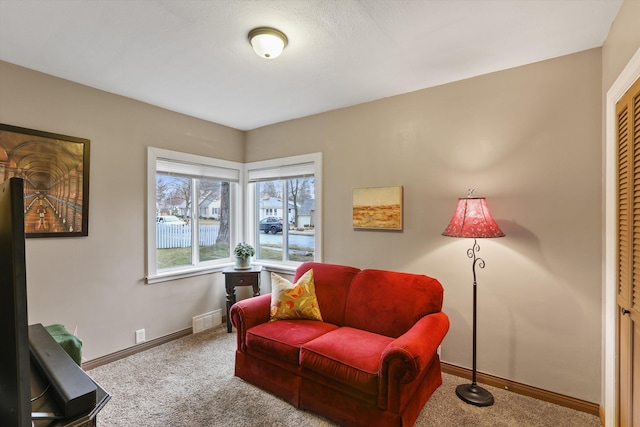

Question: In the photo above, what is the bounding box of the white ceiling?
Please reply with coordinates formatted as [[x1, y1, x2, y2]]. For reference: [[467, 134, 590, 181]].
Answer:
[[0, 0, 622, 131]]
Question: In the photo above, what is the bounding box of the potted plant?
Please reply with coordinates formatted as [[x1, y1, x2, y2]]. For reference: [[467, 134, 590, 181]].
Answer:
[[233, 242, 255, 270]]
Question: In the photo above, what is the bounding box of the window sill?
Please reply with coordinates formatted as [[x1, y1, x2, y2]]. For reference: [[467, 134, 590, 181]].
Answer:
[[147, 261, 305, 284], [146, 264, 232, 284], [253, 261, 299, 275]]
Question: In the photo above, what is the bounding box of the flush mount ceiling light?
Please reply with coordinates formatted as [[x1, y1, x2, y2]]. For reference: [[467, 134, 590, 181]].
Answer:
[[248, 27, 288, 59]]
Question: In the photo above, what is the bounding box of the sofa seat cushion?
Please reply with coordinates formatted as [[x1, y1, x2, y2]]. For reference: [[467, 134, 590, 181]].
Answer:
[[300, 327, 393, 396], [246, 320, 339, 366]]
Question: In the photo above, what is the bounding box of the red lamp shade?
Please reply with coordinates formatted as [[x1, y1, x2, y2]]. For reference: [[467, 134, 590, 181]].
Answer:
[[442, 197, 505, 238]]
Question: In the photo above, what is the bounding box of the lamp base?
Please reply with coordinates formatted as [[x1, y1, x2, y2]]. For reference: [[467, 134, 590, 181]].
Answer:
[[456, 383, 494, 407]]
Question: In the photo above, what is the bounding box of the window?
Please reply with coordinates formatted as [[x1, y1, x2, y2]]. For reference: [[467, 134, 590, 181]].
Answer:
[[246, 153, 322, 268], [147, 148, 241, 283]]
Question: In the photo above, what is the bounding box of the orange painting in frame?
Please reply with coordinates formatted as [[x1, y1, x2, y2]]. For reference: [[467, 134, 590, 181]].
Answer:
[[352, 186, 403, 231]]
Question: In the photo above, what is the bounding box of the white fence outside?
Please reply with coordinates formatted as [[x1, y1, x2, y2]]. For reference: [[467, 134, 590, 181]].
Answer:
[[156, 224, 220, 248]]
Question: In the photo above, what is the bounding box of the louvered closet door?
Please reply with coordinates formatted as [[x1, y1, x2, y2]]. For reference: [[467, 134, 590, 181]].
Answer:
[[617, 76, 640, 427]]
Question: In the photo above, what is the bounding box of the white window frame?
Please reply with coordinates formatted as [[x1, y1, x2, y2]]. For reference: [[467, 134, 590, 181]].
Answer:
[[245, 153, 322, 272], [146, 147, 243, 283]]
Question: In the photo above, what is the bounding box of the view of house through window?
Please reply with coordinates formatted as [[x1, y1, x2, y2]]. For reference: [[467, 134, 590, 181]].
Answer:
[[155, 174, 232, 270], [148, 149, 320, 282], [255, 177, 315, 262]]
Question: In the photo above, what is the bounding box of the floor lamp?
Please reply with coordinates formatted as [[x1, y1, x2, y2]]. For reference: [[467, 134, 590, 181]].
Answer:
[[442, 191, 504, 407]]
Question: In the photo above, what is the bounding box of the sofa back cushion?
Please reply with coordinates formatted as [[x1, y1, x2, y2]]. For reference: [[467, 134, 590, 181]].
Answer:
[[344, 269, 444, 338], [294, 262, 361, 326]]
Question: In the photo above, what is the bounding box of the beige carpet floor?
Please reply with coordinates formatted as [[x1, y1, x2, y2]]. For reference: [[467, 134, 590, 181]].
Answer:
[[87, 326, 600, 427]]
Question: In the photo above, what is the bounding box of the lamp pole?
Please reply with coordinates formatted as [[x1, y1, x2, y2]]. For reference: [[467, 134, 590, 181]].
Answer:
[[455, 238, 494, 406], [442, 193, 504, 407]]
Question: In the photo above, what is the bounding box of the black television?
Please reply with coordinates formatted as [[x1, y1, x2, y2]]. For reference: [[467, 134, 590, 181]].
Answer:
[[0, 177, 31, 427]]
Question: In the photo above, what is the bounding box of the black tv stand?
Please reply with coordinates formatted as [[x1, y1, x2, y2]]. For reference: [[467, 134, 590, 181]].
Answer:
[[31, 412, 64, 420], [30, 366, 110, 427]]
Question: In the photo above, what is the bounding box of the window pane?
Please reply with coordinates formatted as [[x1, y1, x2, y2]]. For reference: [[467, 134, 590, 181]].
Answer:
[[155, 173, 192, 269], [148, 147, 243, 282], [287, 178, 315, 262], [255, 178, 316, 262], [197, 178, 230, 262], [256, 180, 284, 261]]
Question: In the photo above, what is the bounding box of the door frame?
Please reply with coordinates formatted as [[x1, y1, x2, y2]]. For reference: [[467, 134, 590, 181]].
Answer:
[[604, 46, 640, 427]]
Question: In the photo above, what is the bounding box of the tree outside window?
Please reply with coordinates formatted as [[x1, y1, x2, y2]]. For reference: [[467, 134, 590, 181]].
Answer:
[[155, 174, 231, 270], [255, 177, 315, 262]]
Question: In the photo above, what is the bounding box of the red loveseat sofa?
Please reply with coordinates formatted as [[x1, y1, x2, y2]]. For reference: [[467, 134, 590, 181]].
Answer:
[[230, 262, 449, 427]]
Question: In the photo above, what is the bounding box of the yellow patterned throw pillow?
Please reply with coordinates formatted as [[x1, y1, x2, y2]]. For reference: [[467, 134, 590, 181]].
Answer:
[[270, 269, 323, 322]]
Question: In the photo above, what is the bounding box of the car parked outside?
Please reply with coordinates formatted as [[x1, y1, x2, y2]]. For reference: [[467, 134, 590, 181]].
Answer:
[[156, 215, 187, 225], [259, 217, 283, 234]]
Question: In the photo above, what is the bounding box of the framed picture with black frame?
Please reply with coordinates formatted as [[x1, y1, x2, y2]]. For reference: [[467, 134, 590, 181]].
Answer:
[[0, 123, 90, 238]]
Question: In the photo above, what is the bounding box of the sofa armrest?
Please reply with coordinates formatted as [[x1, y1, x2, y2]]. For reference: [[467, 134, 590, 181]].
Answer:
[[230, 293, 271, 351], [379, 311, 449, 409]]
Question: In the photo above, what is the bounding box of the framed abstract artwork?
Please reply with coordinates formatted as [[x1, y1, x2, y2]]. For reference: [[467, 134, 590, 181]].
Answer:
[[352, 186, 403, 231], [0, 124, 90, 237]]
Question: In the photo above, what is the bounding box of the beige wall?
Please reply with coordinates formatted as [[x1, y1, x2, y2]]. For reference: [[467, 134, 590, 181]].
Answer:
[[602, 0, 640, 91], [601, 0, 640, 420], [247, 49, 603, 402], [0, 61, 244, 360], [5, 8, 635, 402]]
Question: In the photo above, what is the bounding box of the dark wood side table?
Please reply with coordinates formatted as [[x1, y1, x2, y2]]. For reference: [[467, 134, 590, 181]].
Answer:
[[222, 265, 262, 333]]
